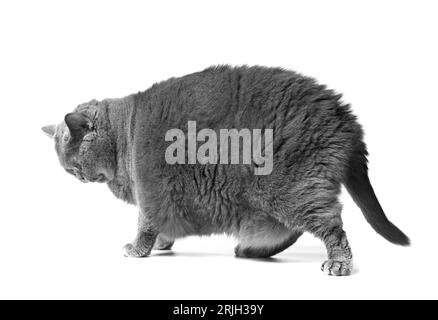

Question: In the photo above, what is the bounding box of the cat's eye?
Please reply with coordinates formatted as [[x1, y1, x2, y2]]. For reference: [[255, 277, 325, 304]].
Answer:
[[65, 168, 75, 175]]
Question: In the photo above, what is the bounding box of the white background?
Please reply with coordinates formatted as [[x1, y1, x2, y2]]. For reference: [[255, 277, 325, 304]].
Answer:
[[0, 0, 437, 299]]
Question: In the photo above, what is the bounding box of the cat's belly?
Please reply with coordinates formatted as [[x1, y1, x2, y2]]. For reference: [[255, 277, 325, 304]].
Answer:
[[156, 187, 276, 239], [152, 165, 253, 237], [157, 201, 244, 239], [157, 200, 293, 245]]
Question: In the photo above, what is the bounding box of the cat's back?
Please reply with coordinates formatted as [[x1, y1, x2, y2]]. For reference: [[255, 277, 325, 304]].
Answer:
[[132, 65, 313, 127], [131, 65, 362, 175]]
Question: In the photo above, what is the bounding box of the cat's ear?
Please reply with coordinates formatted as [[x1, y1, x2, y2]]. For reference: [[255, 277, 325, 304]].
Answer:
[[42, 124, 56, 138], [64, 112, 92, 140]]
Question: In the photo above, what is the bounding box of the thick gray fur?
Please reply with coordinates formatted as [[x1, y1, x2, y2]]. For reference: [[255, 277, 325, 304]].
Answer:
[[43, 65, 409, 276]]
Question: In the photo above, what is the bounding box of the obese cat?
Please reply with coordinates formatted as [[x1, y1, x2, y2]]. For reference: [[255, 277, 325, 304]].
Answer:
[[42, 65, 409, 276]]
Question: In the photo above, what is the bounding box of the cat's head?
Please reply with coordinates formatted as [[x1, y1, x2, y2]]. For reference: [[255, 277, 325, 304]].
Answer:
[[42, 101, 116, 183]]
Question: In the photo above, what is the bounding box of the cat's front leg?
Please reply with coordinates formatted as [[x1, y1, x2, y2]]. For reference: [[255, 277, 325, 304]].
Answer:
[[123, 213, 158, 258], [153, 234, 174, 250]]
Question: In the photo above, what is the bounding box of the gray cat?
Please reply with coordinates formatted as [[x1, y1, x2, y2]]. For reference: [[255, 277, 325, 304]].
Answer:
[[42, 65, 409, 276]]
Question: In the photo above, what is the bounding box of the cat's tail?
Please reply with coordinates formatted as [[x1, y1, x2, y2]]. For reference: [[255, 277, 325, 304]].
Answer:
[[344, 141, 410, 246]]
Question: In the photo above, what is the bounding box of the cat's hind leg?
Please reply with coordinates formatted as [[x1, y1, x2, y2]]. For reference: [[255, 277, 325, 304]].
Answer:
[[301, 200, 353, 276], [271, 176, 353, 275], [234, 214, 302, 259]]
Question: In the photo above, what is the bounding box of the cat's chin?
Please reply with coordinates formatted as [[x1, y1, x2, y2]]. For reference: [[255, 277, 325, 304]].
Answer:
[[79, 174, 108, 183], [90, 174, 108, 183], [97, 175, 109, 183]]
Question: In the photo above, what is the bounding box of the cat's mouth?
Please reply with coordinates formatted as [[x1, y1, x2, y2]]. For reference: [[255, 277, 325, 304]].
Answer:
[[78, 174, 108, 183], [87, 174, 108, 183], [65, 168, 108, 183]]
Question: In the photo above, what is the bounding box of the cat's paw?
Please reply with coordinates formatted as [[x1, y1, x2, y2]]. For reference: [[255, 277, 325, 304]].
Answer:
[[321, 259, 352, 276], [153, 239, 174, 250], [234, 245, 248, 258], [234, 245, 270, 258], [122, 243, 151, 258]]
